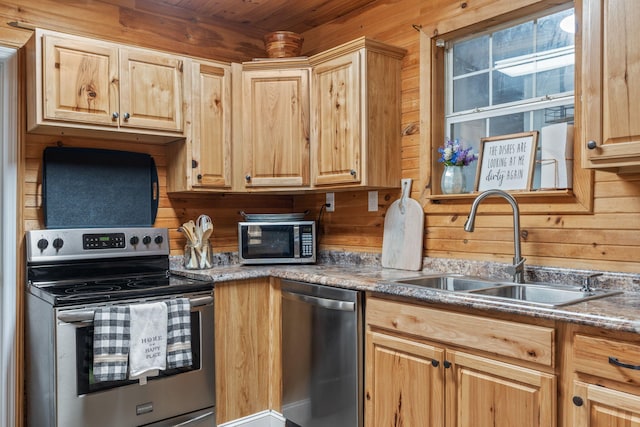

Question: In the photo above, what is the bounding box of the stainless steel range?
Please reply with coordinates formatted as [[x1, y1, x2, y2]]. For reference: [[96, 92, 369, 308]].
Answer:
[[25, 227, 215, 427]]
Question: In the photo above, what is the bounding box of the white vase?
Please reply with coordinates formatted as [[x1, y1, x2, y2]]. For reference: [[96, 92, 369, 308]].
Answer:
[[441, 165, 465, 194]]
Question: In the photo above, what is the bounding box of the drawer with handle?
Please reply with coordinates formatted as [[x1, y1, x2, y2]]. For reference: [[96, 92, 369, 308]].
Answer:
[[573, 334, 640, 386]]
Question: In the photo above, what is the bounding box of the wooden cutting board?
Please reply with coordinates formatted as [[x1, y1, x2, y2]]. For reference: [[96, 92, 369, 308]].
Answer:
[[382, 178, 425, 271]]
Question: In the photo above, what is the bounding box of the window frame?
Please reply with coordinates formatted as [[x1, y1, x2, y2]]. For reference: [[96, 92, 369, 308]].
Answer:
[[444, 7, 577, 193], [419, 0, 593, 214]]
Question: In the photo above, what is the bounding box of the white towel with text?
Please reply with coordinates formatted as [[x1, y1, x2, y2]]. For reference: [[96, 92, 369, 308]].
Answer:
[[129, 302, 167, 383]]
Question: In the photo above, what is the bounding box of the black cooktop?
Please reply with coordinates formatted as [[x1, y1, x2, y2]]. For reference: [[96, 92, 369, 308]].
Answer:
[[28, 274, 213, 306]]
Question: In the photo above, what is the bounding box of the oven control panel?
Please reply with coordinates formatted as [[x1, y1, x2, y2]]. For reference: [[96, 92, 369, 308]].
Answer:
[[26, 227, 169, 263], [83, 233, 126, 249]]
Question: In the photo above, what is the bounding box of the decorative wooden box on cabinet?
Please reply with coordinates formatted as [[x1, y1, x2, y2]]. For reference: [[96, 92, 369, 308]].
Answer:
[[582, 0, 640, 171], [569, 331, 640, 426], [365, 296, 557, 427], [309, 38, 406, 188], [26, 28, 185, 143], [167, 58, 232, 192], [240, 58, 311, 190]]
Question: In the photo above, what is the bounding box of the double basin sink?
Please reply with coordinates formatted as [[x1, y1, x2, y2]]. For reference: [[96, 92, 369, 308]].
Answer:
[[391, 274, 622, 307]]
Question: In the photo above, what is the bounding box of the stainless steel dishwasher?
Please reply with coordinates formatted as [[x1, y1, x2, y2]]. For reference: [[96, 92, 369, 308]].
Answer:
[[281, 280, 362, 427]]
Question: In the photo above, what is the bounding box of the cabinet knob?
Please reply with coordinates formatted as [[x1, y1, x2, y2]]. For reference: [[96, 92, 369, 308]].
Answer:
[[431, 359, 440, 368], [587, 140, 598, 150], [112, 112, 119, 120], [350, 169, 357, 178], [123, 112, 131, 121], [192, 160, 199, 169], [245, 175, 251, 182], [443, 360, 452, 369], [572, 396, 584, 407], [197, 174, 203, 180]]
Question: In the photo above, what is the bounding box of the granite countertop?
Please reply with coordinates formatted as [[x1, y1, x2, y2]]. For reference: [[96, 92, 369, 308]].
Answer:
[[171, 256, 640, 334]]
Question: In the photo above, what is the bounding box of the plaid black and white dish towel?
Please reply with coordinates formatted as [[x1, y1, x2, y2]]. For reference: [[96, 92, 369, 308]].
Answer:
[[93, 306, 130, 382], [165, 298, 192, 369]]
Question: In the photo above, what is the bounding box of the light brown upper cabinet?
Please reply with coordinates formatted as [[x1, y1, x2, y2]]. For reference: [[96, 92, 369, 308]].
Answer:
[[26, 28, 185, 143], [167, 59, 232, 193], [309, 38, 406, 188], [582, 0, 640, 171], [240, 59, 311, 190]]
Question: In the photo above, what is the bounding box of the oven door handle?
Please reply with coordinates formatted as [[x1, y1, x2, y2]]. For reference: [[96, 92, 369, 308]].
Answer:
[[56, 296, 213, 323]]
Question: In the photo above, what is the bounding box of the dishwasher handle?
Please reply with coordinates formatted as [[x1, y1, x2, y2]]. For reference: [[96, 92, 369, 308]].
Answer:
[[282, 290, 355, 312]]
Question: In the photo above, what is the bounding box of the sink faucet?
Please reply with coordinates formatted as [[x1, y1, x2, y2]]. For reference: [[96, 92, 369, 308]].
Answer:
[[580, 273, 603, 292], [464, 189, 526, 284]]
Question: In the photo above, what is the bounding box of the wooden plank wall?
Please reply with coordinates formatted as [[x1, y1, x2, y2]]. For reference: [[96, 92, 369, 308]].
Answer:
[[4, 0, 640, 274], [295, 0, 640, 274]]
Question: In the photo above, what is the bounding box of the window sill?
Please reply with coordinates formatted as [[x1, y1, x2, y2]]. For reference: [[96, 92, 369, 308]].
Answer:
[[425, 189, 590, 214]]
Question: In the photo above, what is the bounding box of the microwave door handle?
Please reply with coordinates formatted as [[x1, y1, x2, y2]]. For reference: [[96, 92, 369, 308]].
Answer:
[[282, 290, 355, 312], [56, 295, 213, 323], [293, 225, 300, 258]]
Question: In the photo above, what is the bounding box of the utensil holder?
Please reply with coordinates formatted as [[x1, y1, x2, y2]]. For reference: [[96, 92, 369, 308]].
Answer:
[[184, 240, 213, 269]]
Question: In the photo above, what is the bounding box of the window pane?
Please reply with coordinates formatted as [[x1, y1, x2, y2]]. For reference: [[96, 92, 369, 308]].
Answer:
[[453, 73, 489, 112], [537, 9, 574, 51], [535, 104, 574, 128], [493, 21, 534, 62], [453, 36, 490, 76], [492, 72, 533, 104], [489, 112, 528, 136], [536, 65, 574, 96], [451, 120, 484, 193]]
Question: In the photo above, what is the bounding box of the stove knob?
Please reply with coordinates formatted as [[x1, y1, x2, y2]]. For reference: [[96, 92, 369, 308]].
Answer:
[[142, 235, 152, 245], [154, 235, 164, 245], [37, 238, 48, 251], [52, 238, 64, 250], [130, 236, 140, 245]]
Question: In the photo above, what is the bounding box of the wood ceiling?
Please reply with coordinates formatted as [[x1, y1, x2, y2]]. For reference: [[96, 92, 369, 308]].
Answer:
[[148, 0, 381, 34]]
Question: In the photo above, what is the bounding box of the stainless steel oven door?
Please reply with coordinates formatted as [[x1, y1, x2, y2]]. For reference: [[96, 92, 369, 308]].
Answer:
[[26, 291, 215, 427]]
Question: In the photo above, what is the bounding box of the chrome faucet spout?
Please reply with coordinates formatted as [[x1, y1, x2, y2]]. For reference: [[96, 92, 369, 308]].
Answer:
[[464, 189, 525, 283]]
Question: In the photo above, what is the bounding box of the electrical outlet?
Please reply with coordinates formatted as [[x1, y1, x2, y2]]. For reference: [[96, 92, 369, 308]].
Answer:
[[326, 192, 335, 212], [368, 191, 378, 212]]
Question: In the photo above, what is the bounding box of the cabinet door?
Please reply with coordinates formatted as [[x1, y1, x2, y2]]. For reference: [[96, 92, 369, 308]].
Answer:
[[365, 330, 445, 427], [242, 68, 310, 188], [119, 47, 184, 133], [191, 61, 232, 189], [42, 33, 119, 126], [573, 381, 640, 426], [583, 0, 640, 168], [214, 278, 281, 423], [312, 51, 362, 186], [446, 350, 556, 427]]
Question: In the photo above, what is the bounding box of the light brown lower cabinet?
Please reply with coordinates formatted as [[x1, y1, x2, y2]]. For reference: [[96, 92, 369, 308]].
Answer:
[[365, 296, 557, 427], [214, 278, 281, 424], [569, 332, 640, 426], [366, 331, 444, 426], [572, 382, 640, 426]]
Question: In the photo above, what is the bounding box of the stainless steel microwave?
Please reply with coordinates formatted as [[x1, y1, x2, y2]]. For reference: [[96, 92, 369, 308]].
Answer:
[[238, 220, 316, 264]]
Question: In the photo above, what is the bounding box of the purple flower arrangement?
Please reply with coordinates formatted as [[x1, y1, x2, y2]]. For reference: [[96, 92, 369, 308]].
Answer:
[[438, 139, 478, 167]]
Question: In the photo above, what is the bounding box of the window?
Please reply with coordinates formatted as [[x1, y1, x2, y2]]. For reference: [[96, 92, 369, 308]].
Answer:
[[444, 7, 575, 191]]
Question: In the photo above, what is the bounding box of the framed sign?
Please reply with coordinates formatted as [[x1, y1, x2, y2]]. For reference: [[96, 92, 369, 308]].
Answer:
[[475, 131, 539, 192]]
